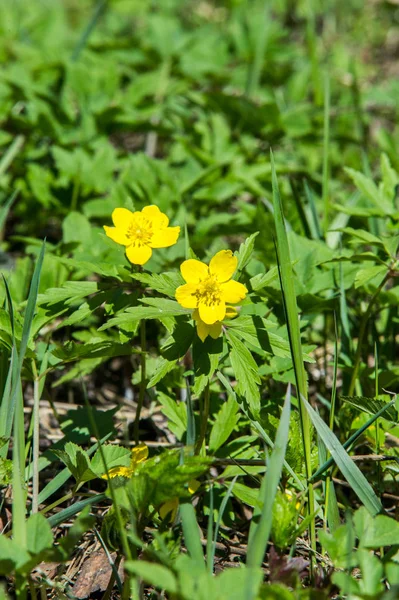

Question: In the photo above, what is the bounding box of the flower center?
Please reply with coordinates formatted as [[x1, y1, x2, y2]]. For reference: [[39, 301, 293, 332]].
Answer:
[[127, 217, 153, 246], [196, 275, 221, 306]]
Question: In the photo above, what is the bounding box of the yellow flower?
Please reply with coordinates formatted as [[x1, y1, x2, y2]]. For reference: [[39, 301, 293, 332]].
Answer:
[[159, 479, 200, 522], [101, 443, 148, 479], [175, 249, 247, 327], [104, 205, 180, 266]]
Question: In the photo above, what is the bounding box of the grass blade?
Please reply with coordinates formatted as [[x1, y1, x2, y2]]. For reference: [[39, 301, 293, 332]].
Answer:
[[180, 501, 205, 569], [311, 399, 396, 482], [47, 493, 107, 528], [270, 149, 316, 561], [246, 387, 291, 568], [0, 136, 24, 178], [2, 241, 46, 443], [0, 190, 18, 235], [303, 397, 382, 516], [322, 73, 331, 234]]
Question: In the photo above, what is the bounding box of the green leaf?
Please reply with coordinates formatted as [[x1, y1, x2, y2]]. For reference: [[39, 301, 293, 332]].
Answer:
[[209, 396, 240, 453], [355, 507, 399, 548], [147, 357, 177, 388], [38, 281, 98, 307], [303, 399, 383, 516], [100, 300, 189, 331], [0, 536, 30, 575], [53, 442, 96, 484], [227, 331, 260, 414], [354, 265, 387, 289], [26, 513, 53, 556], [131, 271, 183, 297], [345, 167, 393, 214], [341, 396, 398, 422], [90, 444, 131, 477], [125, 561, 178, 594], [158, 393, 187, 440], [235, 232, 259, 274]]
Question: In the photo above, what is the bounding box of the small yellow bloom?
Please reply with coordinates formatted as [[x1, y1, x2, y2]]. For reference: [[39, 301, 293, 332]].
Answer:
[[101, 443, 148, 479], [104, 205, 180, 266], [175, 249, 247, 328], [159, 479, 200, 522]]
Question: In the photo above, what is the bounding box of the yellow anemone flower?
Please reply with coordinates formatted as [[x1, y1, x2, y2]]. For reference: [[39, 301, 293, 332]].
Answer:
[[101, 443, 148, 479], [175, 250, 247, 326], [104, 205, 180, 266]]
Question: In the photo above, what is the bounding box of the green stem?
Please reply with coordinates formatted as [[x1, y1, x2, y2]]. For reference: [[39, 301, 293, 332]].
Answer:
[[322, 73, 330, 234], [134, 320, 147, 445], [348, 274, 389, 397], [31, 373, 40, 514], [195, 382, 210, 455]]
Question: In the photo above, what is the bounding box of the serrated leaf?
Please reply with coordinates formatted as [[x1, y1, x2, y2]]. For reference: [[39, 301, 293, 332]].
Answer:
[[341, 396, 398, 422], [209, 396, 240, 453], [227, 331, 260, 414], [147, 358, 177, 388], [90, 444, 131, 477], [354, 265, 387, 289], [38, 281, 98, 307], [345, 167, 393, 214], [235, 232, 259, 274], [131, 272, 184, 297]]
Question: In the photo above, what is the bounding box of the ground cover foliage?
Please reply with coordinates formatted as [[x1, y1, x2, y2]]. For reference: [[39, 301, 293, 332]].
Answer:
[[0, 0, 399, 598]]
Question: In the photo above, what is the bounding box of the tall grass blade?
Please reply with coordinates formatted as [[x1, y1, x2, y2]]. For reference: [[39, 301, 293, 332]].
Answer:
[[322, 73, 331, 234], [311, 399, 395, 481], [208, 475, 238, 573], [185, 376, 196, 449], [0, 190, 18, 234], [180, 501, 205, 569], [0, 136, 24, 178], [47, 493, 107, 528], [2, 241, 46, 444], [270, 149, 315, 559], [303, 397, 382, 515], [246, 387, 291, 568]]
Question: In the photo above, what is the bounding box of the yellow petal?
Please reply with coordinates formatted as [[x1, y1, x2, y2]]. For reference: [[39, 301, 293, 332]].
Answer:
[[209, 250, 237, 282], [225, 306, 238, 319], [142, 205, 169, 229], [159, 497, 179, 522], [198, 301, 226, 324], [188, 479, 200, 494], [101, 465, 133, 479], [130, 443, 148, 470], [112, 207, 134, 228], [220, 280, 248, 304], [208, 322, 222, 339], [180, 259, 209, 283], [196, 318, 210, 342], [150, 226, 180, 248], [126, 243, 152, 265], [175, 283, 198, 309], [104, 225, 130, 246]]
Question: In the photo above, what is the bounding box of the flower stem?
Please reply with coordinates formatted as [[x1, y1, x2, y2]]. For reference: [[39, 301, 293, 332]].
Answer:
[[348, 273, 389, 397], [195, 382, 210, 455], [134, 319, 146, 445]]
